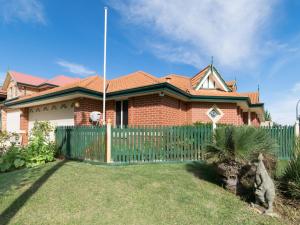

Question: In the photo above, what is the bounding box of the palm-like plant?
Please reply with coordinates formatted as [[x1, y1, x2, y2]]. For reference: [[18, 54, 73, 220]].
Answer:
[[206, 126, 277, 163]]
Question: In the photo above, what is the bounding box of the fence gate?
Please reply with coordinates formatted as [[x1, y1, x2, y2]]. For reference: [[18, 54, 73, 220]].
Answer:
[[111, 125, 212, 163], [55, 126, 106, 162]]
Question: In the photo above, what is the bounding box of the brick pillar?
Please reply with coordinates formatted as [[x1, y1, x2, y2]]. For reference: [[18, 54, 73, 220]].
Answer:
[[20, 108, 29, 145]]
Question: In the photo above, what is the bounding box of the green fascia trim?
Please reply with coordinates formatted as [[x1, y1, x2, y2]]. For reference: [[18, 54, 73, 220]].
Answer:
[[4, 87, 102, 107], [107, 83, 188, 100], [250, 103, 264, 108], [6, 82, 262, 109]]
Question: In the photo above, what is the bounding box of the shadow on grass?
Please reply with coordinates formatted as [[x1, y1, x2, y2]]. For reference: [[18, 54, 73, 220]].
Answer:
[[185, 161, 220, 185], [0, 160, 66, 225]]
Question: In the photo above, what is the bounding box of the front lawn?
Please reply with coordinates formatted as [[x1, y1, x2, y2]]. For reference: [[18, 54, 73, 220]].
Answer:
[[0, 161, 283, 225]]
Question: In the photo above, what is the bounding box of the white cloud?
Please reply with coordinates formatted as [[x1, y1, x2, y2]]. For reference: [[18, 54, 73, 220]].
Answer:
[[268, 94, 298, 125], [110, 0, 277, 69], [56, 59, 96, 77], [267, 82, 300, 125], [0, 0, 46, 24]]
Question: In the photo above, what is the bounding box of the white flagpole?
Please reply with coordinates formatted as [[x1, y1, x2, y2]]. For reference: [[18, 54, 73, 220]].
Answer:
[[102, 7, 108, 125]]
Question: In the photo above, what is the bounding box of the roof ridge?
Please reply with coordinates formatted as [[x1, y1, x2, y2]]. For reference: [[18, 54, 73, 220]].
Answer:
[[191, 65, 210, 80], [163, 74, 190, 79], [138, 71, 160, 83]]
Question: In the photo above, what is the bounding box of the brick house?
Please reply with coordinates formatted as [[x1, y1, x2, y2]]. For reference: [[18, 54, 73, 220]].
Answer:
[[0, 65, 264, 144]]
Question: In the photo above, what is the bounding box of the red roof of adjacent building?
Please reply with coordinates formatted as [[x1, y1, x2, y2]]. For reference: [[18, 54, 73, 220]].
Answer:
[[9, 71, 47, 86], [8, 71, 81, 87]]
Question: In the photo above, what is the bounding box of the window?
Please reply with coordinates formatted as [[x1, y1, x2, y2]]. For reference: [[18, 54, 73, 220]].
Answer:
[[207, 105, 224, 123], [116, 100, 128, 128]]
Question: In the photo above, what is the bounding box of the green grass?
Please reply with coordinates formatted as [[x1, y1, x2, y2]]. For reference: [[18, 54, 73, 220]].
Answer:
[[0, 160, 284, 225]]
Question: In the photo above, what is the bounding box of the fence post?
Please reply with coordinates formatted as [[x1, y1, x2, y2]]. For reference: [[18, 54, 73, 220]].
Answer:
[[106, 119, 112, 163], [295, 120, 299, 137]]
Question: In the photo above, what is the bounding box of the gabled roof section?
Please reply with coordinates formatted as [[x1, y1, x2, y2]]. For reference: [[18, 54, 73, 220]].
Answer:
[[107, 71, 160, 92], [3, 71, 47, 89], [192, 65, 231, 92], [191, 65, 210, 87], [6, 76, 102, 104], [3, 71, 81, 90]]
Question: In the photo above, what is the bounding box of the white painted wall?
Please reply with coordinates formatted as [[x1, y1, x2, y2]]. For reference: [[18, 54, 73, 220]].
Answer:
[[6, 110, 21, 133], [29, 101, 74, 139]]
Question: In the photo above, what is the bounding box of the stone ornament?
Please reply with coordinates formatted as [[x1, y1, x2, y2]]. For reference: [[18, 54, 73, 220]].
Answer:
[[253, 153, 276, 216]]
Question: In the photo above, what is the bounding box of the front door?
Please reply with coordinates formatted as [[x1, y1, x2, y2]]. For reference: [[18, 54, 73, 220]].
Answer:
[[116, 100, 128, 127]]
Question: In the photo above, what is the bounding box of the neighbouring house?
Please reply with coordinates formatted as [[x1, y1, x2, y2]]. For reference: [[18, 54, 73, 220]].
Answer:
[[0, 65, 264, 145]]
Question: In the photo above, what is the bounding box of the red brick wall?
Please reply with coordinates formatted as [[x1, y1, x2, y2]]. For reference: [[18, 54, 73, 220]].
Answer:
[[190, 102, 242, 125], [128, 94, 188, 126], [20, 108, 29, 145], [128, 94, 163, 126], [74, 98, 115, 126], [161, 96, 188, 125], [72, 95, 260, 127]]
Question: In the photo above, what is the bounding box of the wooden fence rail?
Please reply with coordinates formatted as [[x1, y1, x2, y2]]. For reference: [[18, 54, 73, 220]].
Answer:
[[260, 125, 295, 160], [55, 126, 106, 162], [55, 124, 295, 163], [111, 125, 213, 163]]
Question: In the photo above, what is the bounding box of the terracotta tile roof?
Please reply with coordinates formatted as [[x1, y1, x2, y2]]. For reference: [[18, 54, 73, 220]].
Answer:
[[226, 80, 237, 91], [43, 75, 81, 86], [160, 74, 192, 93], [191, 65, 210, 87], [9, 71, 47, 86], [241, 92, 260, 104], [107, 71, 160, 92], [189, 89, 243, 97], [8, 67, 262, 106]]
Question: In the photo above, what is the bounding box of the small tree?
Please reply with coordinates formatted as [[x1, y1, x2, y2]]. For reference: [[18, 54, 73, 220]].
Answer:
[[264, 110, 272, 122], [24, 121, 56, 167]]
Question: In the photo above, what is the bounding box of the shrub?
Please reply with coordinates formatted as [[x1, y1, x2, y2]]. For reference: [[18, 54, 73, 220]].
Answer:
[[0, 146, 25, 172], [24, 121, 56, 168], [281, 138, 300, 199], [0, 121, 57, 172]]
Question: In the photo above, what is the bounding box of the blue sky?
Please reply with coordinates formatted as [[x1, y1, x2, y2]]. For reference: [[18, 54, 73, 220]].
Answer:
[[0, 0, 299, 124]]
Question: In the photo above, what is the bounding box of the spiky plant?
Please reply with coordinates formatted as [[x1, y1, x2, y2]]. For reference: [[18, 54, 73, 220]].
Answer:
[[206, 126, 277, 163], [281, 138, 300, 199]]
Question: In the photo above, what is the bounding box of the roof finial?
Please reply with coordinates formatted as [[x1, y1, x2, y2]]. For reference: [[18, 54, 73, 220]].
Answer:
[[211, 56, 214, 66], [257, 83, 260, 93]]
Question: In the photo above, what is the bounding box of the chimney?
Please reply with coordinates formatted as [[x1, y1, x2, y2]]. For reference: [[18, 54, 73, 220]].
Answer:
[[165, 77, 171, 83]]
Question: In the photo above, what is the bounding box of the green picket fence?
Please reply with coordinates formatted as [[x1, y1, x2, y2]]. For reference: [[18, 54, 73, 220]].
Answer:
[[260, 125, 295, 160], [111, 125, 213, 163], [55, 126, 106, 162]]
